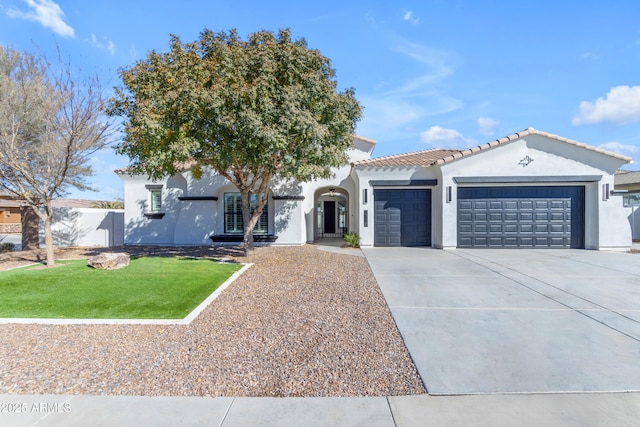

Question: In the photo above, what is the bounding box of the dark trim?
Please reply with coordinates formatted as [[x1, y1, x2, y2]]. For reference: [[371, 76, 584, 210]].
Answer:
[[178, 196, 218, 201], [272, 195, 305, 200], [144, 212, 165, 219], [145, 184, 163, 190], [369, 179, 438, 187], [209, 234, 278, 243], [454, 175, 602, 184]]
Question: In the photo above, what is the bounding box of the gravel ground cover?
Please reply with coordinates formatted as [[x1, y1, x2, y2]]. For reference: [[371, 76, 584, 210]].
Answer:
[[0, 245, 425, 397]]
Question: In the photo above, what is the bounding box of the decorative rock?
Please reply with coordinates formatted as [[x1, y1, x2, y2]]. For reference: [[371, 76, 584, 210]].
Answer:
[[87, 252, 130, 270]]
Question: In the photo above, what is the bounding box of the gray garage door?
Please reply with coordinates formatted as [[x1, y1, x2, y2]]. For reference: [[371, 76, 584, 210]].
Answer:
[[374, 189, 431, 247], [458, 186, 585, 248]]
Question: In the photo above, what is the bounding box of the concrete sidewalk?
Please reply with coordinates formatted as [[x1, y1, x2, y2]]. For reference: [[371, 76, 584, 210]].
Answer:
[[2, 393, 640, 426]]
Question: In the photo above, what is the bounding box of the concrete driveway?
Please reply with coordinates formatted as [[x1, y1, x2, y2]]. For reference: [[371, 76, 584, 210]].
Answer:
[[362, 247, 640, 395]]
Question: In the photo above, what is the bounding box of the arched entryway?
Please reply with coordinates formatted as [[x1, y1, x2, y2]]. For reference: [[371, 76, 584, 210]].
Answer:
[[315, 187, 349, 240]]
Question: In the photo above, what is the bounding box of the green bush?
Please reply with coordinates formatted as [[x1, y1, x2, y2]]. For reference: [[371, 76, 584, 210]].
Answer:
[[0, 242, 15, 252], [343, 233, 360, 248]]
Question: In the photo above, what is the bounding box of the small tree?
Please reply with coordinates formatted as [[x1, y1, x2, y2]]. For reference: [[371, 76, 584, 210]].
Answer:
[[0, 46, 113, 266], [109, 28, 362, 255]]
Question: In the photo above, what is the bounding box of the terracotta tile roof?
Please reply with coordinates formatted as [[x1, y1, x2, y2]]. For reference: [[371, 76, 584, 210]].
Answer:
[[352, 148, 461, 168], [353, 128, 633, 168]]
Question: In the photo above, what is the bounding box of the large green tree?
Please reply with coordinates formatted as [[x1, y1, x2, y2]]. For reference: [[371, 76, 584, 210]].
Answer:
[[109, 28, 362, 255], [0, 46, 113, 266]]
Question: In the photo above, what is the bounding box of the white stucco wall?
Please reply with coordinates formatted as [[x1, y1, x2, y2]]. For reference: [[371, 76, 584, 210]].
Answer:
[[439, 136, 630, 250], [353, 166, 439, 247], [352, 135, 631, 250], [120, 174, 175, 245], [46, 208, 124, 247], [117, 136, 376, 246]]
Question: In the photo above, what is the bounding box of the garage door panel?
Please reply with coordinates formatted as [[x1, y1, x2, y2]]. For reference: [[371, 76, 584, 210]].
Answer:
[[457, 186, 584, 249], [459, 212, 473, 221], [504, 212, 518, 221], [489, 224, 503, 233], [374, 189, 431, 247], [504, 237, 518, 246], [504, 224, 518, 233], [475, 224, 487, 233], [459, 224, 473, 233]]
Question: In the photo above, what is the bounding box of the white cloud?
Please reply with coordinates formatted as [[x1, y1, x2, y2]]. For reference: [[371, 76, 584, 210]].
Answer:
[[598, 142, 638, 155], [573, 85, 640, 125], [86, 33, 116, 56], [6, 0, 74, 38], [402, 9, 420, 24], [419, 126, 477, 148], [477, 117, 499, 136]]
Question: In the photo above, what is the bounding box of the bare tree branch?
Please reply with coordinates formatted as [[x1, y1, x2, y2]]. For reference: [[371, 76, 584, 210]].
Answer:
[[0, 45, 115, 266]]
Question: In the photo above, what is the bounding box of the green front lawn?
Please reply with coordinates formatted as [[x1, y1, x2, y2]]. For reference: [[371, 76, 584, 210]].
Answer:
[[0, 257, 242, 319]]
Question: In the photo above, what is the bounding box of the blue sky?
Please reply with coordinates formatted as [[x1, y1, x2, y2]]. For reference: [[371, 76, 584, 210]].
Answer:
[[2, 0, 640, 200]]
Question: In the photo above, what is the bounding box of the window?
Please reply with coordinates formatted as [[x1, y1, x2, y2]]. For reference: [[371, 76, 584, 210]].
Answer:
[[150, 189, 162, 212], [144, 185, 164, 218], [224, 193, 268, 234]]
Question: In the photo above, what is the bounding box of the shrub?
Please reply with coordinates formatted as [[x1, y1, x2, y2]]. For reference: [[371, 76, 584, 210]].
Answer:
[[343, 233, 360, 248], [0, 242, 15, 252]]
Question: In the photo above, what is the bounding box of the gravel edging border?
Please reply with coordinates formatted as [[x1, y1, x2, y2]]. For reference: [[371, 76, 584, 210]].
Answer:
[[0, 263, 252, 326]]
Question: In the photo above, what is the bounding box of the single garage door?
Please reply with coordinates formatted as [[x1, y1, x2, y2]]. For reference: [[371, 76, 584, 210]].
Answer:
[[374, 189, 431, 246], [457, 186, 584, 248]]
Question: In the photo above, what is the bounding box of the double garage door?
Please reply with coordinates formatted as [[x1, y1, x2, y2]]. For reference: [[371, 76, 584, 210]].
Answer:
[[458, 186, 585, 248], [373, 186, 585, 248]]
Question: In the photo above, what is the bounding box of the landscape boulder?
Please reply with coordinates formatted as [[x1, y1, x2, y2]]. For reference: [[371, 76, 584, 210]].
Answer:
[[87, 252, 130, 270]]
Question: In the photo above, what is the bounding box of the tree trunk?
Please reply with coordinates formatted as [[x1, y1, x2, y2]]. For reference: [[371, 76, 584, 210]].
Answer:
[[43, 205, 55, 267], [20, 205, 40, 250], [241, 190, 254, 257]]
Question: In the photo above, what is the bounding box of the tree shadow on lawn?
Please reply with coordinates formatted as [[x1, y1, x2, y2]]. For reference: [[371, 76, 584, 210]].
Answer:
[[0, 245, 246, 269]]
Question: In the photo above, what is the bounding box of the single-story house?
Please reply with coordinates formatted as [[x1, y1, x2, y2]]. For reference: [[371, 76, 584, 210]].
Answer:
[[118, 128, 633, 250]]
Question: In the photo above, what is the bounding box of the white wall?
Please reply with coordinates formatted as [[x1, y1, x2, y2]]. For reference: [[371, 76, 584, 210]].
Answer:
[[439, 136, 631, 250], [46, 208, 124, 247], [117, 136, 376, 246], [353, 166, 439, 247], [352, 135, 631, 250]]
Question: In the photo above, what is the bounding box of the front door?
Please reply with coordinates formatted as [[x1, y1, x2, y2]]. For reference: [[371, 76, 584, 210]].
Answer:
[[324, 201, 336, 234]]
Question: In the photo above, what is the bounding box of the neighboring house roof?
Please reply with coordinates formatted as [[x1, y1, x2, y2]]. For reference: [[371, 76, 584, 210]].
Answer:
[[353, 128, 632, 168], [0, 193, 21, 208], [51, 199, 108, 208], [615, 170, 640, 187], [0, 199, 21, 208]]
